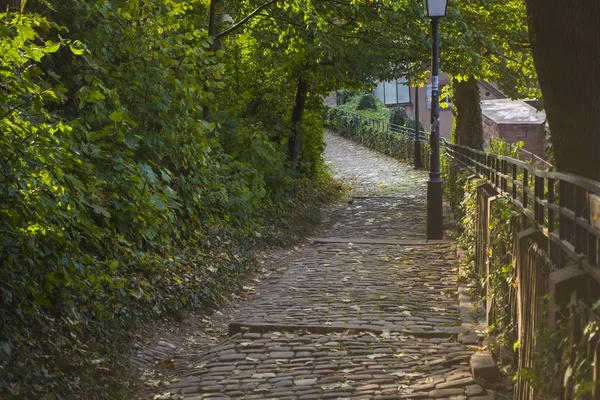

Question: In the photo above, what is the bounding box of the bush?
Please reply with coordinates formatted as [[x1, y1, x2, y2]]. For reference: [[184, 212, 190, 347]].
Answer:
[[325, 106, 430, 167], [389, 106, 409, 126], [406, 117, 425, 132], [356, 93, 379, 111], [336, 89, 360, 105]]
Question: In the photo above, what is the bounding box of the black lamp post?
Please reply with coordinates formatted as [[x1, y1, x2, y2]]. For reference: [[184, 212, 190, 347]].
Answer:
[[423, 0, 447, 240]]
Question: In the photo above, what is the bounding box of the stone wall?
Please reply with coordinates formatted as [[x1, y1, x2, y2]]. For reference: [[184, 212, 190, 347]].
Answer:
[[482, 116, 547, 158]]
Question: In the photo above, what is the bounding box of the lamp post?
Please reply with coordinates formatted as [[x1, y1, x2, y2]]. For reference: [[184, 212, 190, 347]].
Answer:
[[423, 0, 447, 240]]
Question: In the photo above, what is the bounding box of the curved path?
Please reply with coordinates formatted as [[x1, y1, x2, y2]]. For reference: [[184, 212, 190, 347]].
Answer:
[[152, 131, 494, 400]]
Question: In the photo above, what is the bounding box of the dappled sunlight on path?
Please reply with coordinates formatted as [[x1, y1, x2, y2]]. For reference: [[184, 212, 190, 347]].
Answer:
[[146, 131, 494, 400]]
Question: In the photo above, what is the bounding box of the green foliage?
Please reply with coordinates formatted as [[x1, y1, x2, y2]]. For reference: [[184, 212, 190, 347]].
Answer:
[[405, 116, 424, 132], [453, 174, 484, 267], [0, 0, 546, 397], [489, 136, 524, 158], [325, 107, 429, 168], [388, 106, 423, 133], [521, 302, 600, 399], [389, 106, 409, 127], [445, 137, 524, 347], [441, 0, 539, 100], [441, 156, 471, 225], [334, 93, 392, 120], [487, 196, 522, 346], [356, 93, 379, 111], [0, 1, 345, 397], [336, 89, 360, 106]]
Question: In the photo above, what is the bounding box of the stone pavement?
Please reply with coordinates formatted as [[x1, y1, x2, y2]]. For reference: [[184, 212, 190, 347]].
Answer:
[[153, 131, 495, 399]]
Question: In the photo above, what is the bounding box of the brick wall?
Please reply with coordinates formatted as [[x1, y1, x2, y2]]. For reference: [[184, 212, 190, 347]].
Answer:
[[482, 116, 548, 157]]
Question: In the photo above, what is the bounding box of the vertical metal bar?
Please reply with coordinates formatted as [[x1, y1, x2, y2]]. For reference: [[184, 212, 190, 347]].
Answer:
[[548, 178, 555, 232], [559, 180, 567, 241], [534, 175, 543, 225], [495, 157, 500, 187], [502, 159, 508, 193], [523, 169, 529, 209], [574, 186, 584, 254], [512, 163, 518, 200]]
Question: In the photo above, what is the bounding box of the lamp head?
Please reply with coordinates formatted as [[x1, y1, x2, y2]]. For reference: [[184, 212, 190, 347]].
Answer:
[[423, 0, 448, 18]]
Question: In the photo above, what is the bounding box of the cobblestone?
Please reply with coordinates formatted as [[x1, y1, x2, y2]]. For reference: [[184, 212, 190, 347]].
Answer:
[[149, 132, 494, 400]]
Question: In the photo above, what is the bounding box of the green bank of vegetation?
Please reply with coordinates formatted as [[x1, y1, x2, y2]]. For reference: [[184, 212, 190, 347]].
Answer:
[[0, 1, 344, 397]]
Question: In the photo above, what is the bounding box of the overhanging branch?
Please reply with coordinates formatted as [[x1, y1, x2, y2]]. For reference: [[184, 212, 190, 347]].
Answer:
[[215, 0, 279, 40]]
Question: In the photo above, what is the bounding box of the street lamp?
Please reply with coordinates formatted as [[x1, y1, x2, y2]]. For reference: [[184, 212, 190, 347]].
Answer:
[[423, 0, 447, 240]]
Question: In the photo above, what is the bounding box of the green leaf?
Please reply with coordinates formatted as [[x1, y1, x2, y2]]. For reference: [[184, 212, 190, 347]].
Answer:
[[44, 41, 61, 53], [34, 293, 52, 308], [109, 111, 124, 122], [69, 40, 86, 55], [139, 163, 158, 184], [92, 205, 111, 217]]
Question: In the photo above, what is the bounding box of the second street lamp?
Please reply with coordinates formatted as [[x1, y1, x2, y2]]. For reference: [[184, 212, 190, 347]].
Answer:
[[423, 0, 447, 240]]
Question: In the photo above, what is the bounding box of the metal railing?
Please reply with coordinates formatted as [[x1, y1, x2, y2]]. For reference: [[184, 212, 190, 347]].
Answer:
[[505, 143, 553, 171], [445, 141, 600, 278], [327, 109, 432, 167], [444, 142, 600, 400], [333, 109, 431, 140], [333, 109, 552, 170]]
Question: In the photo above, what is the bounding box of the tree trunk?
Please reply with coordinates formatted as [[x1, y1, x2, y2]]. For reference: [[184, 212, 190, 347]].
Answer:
[[525, 0, 600, 180], [452, 77, 484, 150], [204, 0, 221, 120], [0, 0, 21, 11], [287, 74, 309, 173], [207, 0, 221, 52]]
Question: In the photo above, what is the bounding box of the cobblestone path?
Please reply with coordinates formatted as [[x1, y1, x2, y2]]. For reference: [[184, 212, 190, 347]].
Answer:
[[155, 131, 493, 399]]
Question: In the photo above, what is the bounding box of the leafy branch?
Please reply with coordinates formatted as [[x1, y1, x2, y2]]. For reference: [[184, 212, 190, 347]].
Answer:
[[215, 0, 280, 40]]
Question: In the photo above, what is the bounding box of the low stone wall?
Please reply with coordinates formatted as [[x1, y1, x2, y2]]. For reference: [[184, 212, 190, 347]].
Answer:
[[482, 116, 547, 157]]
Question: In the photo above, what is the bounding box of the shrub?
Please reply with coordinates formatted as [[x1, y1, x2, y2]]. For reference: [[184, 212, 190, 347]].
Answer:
[[389, 106, 409, 126], [406, 117, 425, 132], [356, 93, 379, 111], [336, 89, 360, 105]]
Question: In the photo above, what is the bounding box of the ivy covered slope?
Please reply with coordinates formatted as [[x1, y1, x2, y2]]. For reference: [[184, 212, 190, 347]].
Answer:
[[0, 2, 347, 398]]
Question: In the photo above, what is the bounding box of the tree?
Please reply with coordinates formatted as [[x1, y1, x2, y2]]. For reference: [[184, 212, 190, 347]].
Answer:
[[217, 0, 425, 173], [452, 77, 483, 149], [438, 0, 538, 148], [525, 1, 600, 180]]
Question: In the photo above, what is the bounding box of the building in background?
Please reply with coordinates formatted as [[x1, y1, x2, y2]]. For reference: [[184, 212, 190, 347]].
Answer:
[[373, 74, 507, 140], [481, 99, 548, 158], [372, 73, 456, 139]]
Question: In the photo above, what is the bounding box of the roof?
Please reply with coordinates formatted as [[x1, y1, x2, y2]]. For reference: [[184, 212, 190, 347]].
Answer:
[[481, 99, 546, 125], [478, 81, 506, 99]]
